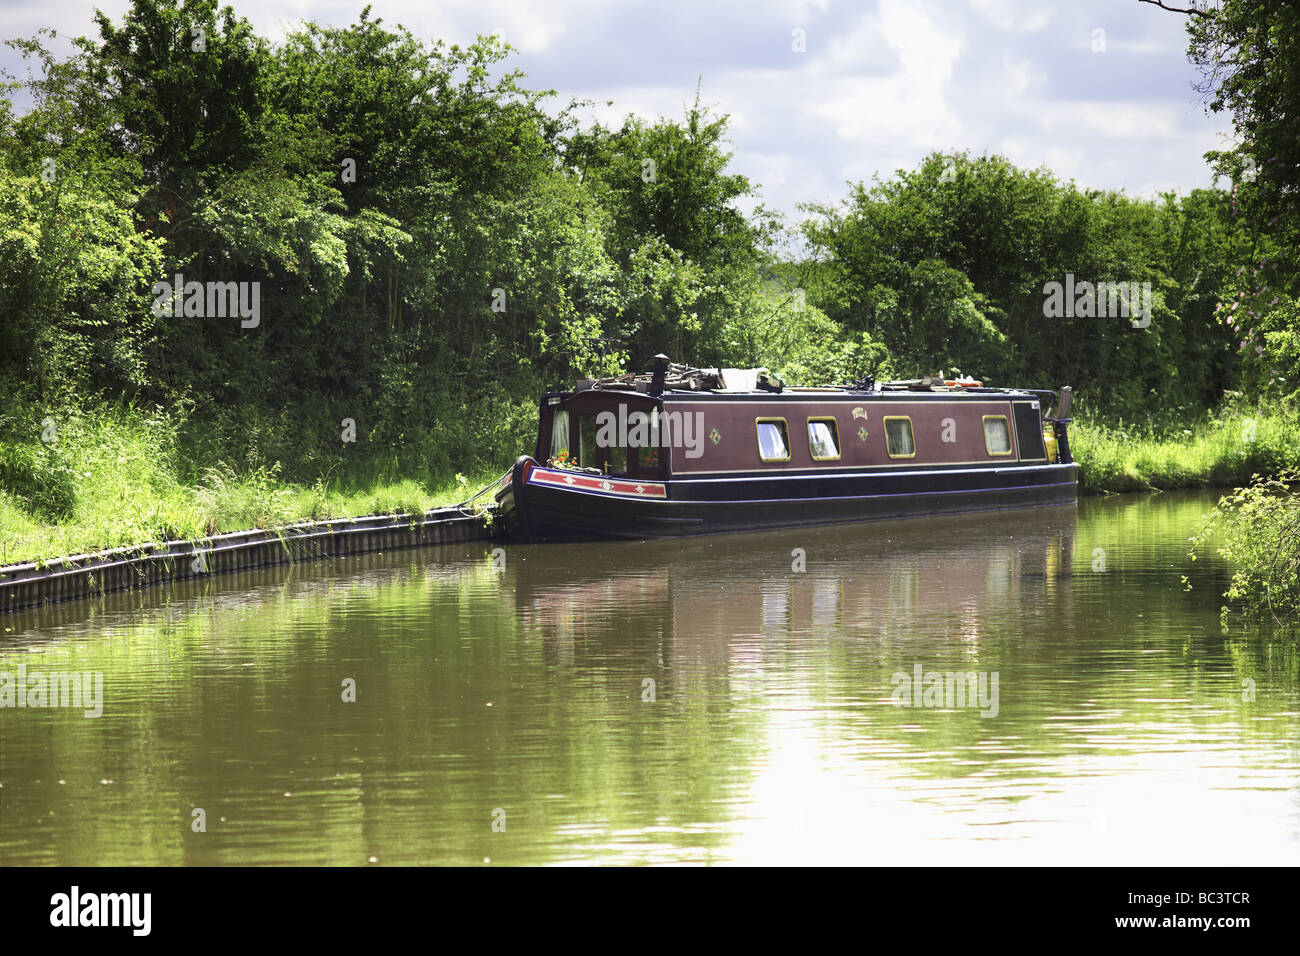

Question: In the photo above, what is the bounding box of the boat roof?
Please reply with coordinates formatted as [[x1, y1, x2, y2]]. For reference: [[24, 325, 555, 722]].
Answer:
[[557, 388, 1046, 401], [560, 363, 1048, 402]]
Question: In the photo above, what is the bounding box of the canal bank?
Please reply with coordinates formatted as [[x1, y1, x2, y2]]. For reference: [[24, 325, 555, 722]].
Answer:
[[0, 508, 491, 614], [4, 405, 1298, 613]]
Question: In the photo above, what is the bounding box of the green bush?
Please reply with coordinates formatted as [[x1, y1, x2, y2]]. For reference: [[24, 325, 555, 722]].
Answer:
[[1191, 472, 1300, 624]]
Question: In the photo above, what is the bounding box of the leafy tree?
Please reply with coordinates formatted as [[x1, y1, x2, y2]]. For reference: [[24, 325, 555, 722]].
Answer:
[[1176, 0, 1300, 402], [564, 95, 779, 367], [801, 151, 1240, 416]]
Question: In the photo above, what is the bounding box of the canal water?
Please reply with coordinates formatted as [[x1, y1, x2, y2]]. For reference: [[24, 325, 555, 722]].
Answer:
[[1, 491, 1296, 865]]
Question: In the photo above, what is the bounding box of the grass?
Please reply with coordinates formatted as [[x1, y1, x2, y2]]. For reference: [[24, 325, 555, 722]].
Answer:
[[0, 405, 507, 567], [1072, 407, 1300, 494]]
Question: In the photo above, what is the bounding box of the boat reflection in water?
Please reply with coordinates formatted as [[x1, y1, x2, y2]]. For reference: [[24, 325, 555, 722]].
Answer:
[[506, 506, 1078, 672]]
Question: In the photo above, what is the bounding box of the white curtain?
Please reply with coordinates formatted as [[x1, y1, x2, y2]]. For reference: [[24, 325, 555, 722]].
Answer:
[[550, 410, 569, 457]]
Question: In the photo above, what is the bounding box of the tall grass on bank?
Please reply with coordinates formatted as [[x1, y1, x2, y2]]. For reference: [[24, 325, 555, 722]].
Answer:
[[1072, 408, 1300, 494], [0, 405, 505, 567]]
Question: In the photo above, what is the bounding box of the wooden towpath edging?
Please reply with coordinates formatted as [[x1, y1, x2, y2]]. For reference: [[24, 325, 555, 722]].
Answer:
[[0, 508, 492, 614]]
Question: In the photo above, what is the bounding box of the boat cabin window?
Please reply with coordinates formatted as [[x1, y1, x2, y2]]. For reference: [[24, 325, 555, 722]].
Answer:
[[635, 447, 661, 471], [884, 416, 916, 458], [756, 419, 791, 462], [577, 414, 597, 469], [807, 418, 840, 461], [549, 410, 570, 463], [552, 408, 664, 478], [983, 415, 1013, 456]]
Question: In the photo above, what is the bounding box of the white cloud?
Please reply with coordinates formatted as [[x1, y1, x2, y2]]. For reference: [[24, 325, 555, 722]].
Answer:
[[969, 0, 1055, 34], [811, 1, 964, 148]]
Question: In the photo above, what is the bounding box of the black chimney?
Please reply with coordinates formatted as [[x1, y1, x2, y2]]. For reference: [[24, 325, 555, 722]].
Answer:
[[649, 354, 670, 396]]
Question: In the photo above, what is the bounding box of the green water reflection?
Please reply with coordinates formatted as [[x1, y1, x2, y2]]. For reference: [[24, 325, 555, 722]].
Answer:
[[1, 492, 1296, 865]]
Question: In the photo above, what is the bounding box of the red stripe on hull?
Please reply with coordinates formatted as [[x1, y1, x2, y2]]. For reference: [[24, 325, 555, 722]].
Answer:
[[527, 467, 668, 499]]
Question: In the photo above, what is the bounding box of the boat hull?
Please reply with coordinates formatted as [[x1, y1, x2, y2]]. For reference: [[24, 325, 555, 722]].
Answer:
[[495, 457, 1078, 542]]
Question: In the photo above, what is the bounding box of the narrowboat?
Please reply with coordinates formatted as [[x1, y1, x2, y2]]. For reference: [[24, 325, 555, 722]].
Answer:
[[493, 356, 1077, 542]]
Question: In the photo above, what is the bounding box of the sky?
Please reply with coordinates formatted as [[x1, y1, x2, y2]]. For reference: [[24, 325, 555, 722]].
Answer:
[[0, 0, 1234, 221]]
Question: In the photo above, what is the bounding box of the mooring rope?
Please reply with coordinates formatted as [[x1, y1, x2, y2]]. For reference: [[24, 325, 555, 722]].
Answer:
[[448, 469, 511, 519]]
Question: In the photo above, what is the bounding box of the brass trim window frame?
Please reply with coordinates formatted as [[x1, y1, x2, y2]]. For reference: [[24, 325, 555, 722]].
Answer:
[[755, 417, 792, 463], [883, 415, 916, 459], [982, 414, 1014, 457], [806, 416, 841, 461]]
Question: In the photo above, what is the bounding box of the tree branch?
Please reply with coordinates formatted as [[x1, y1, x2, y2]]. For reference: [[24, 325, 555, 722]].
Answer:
[[1137, 0, 1212, 17]]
